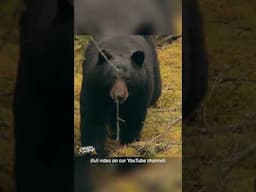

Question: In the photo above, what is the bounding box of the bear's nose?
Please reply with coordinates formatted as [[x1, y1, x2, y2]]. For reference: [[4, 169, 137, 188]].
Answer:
[[110, 79, 129, 104]]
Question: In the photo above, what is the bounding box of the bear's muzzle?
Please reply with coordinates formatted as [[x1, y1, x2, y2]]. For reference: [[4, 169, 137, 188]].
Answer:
[[110, 79, 129, 104]]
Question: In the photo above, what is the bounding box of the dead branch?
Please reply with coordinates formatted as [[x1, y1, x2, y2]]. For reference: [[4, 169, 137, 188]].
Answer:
[[220, 142, 256, 178], [156, 107, 180, 112], [136, 116, 182, 153], [157, 35, 182, 47]]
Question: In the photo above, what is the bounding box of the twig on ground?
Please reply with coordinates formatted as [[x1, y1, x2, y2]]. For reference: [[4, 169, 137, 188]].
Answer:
[[136, 116, 182, 153], [157, 35, 182, 47], [220, 142, 256, 178], [156, 107, 179, 112], [200, 73, 223, 124]]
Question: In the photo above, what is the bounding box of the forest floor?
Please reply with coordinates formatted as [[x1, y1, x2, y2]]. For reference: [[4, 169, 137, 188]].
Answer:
[[183, 0, 256, 191]]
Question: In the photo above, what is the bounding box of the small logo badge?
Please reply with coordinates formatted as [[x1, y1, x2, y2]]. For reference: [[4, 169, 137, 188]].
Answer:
[[78, 146, 96, 156]]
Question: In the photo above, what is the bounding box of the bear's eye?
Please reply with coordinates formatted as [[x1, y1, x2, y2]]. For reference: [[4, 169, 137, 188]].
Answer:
[[135, 23, 155, 35], [126, 77, 131, 82], [131, 51, 145, 67], [111, 74, 116, 80], [98, 49, 112, 65]]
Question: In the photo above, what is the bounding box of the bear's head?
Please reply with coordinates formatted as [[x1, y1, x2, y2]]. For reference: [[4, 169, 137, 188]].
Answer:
[[96, 48, 147, 104]]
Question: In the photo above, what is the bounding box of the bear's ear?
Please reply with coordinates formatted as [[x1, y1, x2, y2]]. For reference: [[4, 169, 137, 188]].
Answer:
[[98, 49, 112, 64], [131, 51, 145, 67]]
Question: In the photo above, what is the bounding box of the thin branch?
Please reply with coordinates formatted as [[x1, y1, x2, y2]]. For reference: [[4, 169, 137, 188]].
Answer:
[[136, 116, 182, 153], [90, 36, 119, 73], [220, 143, 256, 178], [157, 35, 182, 46], [156, 107, 180, 112]]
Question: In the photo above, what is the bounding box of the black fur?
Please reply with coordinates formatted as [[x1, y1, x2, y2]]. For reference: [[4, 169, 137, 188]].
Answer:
[[80, 36, 161, 155], [13, 1, 73, 191], [183, 0, 208, 119]]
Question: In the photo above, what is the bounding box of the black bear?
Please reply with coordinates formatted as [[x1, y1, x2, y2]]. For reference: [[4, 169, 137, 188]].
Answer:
[[80, 35, 161, 155], [183, 0, 208, 120], [14, 1, 74, 192]]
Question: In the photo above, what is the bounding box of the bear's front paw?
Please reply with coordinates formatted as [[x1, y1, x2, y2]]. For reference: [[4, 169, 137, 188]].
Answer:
[[120, 135, 140, 145]]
